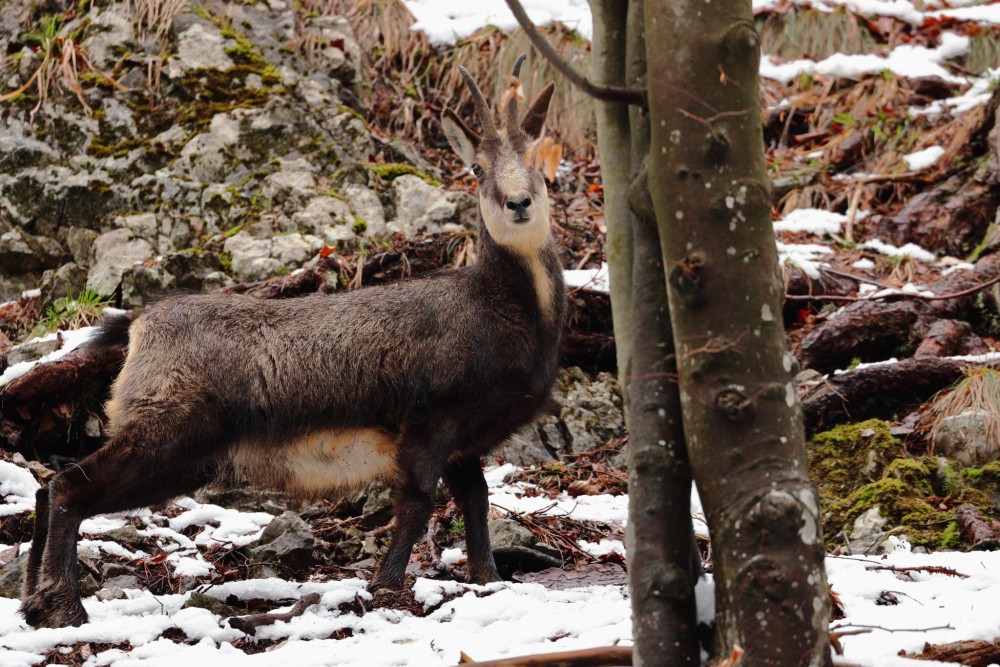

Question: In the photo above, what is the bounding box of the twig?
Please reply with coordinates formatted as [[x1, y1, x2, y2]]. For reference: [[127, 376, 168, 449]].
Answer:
[[227, 592, 322, 636], [863, 564, 969, 578], [457, 646, 633, 666], [502, 0, 646, 108], [831, 622, 954, 633], [785, 272, 1000, 303]]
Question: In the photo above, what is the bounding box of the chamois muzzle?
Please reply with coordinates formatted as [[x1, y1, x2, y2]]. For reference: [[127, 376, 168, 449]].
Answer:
[[506, 195, 533, 222]]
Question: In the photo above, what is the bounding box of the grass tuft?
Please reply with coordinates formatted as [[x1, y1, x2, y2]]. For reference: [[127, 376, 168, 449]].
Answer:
[[928, 367, 1000, 460]]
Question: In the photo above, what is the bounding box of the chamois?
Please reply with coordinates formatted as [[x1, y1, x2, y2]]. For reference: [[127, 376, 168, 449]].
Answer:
[[20, 59, 566, 628]]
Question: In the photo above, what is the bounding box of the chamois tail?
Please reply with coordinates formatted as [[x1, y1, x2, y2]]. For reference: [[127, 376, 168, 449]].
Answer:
[[87, 312, 137, 351]]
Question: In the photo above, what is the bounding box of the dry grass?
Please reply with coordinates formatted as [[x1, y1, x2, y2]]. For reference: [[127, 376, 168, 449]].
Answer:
[[927, 367, 1000, 458], [0, 14, 125, 120], [124, 0, 188, 40], [757, 8, 879, 61], [313, 0, 595, 156]]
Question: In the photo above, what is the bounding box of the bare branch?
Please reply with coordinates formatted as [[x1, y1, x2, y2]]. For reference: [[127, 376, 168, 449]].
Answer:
[[503, 0, 647, 108]]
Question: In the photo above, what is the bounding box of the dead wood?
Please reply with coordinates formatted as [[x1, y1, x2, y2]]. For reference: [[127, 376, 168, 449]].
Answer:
[[955, 505, 1000, 551], [800, 357, 990, 434], [903, 640, 1000, 665], [782, 267, 857, 324], [456, 646, 632, 667], [862, 564, 968, 579], [226, 592, 322, 636], [794, 254, 1000, 373]]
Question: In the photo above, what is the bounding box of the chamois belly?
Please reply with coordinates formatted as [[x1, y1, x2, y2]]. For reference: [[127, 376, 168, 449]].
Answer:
[[228, 428, 399, 497]]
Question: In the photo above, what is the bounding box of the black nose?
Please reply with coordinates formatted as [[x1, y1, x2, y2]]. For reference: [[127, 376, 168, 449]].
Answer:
[[506, 197, 532, 211]]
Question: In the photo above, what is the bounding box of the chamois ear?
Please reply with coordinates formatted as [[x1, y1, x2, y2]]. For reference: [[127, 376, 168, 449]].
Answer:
[[520, 82, 556, 139], [441, 108, 480, 165]]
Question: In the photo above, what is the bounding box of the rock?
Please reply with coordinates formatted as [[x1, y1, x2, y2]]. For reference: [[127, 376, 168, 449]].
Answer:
[[292, 195, 354, 239], [0, 123, 57, 172], [67, 228, 99, 267], [39, 263, 88, 307], [502, 429, 557, 467], [488, 519, 537, 550], [262, 160, 318, 207], [97, 574, 140, 601], [172, 113, 241, 183], [359, 482, 394, 529], [11, 452, 55, 482], [249, 511, 315, 570], [224, 230, 322, 282], [121, 264, 177, 308], [343, 184, 386, 236], [182, 591, 237, 617], [6, 336, 60, 366], [87, 229, 156, 295], [194, 487, 300, 514], [934, 409, 996, 467], [0, 228, 61, 273], [388, 175, 475, 237], [176, 23, 234, 72], [271, 233, 323, 266], [101, 525, 147, 551], [0, 552, 28, 598], [121, 213, 159, 242], [848, 505, 890, 555]]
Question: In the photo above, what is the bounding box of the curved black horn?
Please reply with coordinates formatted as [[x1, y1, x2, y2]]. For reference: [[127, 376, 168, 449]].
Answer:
[[459, 65, 498, 139], [506, 53, 527, 134]]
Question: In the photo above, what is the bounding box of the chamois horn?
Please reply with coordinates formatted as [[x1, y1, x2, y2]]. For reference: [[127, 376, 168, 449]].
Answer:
[[459, 65, 498, 140]]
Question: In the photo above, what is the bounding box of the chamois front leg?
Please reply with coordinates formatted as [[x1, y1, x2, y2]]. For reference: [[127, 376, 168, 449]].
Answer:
[[443, 456, 501, 585], [21, 486, 50, 599], [369, 434, 452, 592]]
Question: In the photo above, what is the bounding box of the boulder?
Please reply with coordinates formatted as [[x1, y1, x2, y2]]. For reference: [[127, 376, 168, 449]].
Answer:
[[388, 175, 476, 237], [87, 229, 156, 295], [249, 511, 316, 571], [934, 409, 997, 467]]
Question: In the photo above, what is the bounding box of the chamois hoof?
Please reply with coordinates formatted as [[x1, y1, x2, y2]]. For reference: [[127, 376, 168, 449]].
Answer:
[[367, 574, 405, 594], [20, 585, 88, 628], [468, 565, 502, 585]]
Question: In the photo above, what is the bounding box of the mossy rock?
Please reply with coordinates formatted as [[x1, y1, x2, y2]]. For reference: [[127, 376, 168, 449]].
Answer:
[[808, 419, 901, 500]]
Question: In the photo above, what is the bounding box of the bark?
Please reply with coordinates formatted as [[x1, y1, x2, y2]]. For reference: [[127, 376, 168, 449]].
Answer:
[[457, 646, 633, 667], [618, 3, 700, 666], [904, 640, 1000, 666], [955, 505, 1000, 551], [590, 0, 634, 377], [800, 357, 980, 434], [644, 1, 831, 664], [795, 254, 1000, 373]]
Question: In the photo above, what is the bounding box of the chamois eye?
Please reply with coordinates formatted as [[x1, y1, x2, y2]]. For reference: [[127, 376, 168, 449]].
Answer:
[[471, 163, 483, 178]]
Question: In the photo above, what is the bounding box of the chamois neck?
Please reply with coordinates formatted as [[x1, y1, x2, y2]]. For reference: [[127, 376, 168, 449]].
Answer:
[[476, 225, 563, 325]]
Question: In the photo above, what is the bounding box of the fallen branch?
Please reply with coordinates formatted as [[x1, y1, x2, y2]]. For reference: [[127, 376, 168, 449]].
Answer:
[[227, 592, 322, 636], [457, 646, 633, 666], [863, 564, 968, 579], [903, 639, 1000, 664], [956, 505, 1000, 551]]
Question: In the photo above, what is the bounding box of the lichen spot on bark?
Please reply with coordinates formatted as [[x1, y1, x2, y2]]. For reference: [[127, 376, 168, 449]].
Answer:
[[782, 352, 794, 372], [761, 304, 774, 322], [785, 381, 796, 407]]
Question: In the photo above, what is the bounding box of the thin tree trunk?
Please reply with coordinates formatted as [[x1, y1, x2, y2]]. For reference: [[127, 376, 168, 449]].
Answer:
[[616, 1, 701, 667], [590, 0, 634, 375], [643, 1, 831, 664]]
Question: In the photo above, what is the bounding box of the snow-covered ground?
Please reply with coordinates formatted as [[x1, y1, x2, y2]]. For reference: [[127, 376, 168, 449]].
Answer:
[[3, 459, 1000, 667]]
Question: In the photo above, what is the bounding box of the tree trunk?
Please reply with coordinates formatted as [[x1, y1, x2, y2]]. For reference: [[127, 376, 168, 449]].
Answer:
[[590, 0, 634, 375], [643, 1, 831, 664], [590, 2, 700, 664]]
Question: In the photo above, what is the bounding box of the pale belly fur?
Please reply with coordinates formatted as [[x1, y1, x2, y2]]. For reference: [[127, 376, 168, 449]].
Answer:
[[228, 428, 399, 497]]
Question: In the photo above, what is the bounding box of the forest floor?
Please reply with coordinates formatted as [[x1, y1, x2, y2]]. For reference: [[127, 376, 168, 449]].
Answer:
[[5, 0, 1000, 665]]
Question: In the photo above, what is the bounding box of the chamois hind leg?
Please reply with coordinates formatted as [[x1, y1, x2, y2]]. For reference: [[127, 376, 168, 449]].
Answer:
[[443, 455, 501, 585], [369, 426, 454, 592], [20, 429, 213, 628], [22, 486, 50, 599]]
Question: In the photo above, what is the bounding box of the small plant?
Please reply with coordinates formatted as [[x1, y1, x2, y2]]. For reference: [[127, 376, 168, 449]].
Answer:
[[34, 289, 111, 335], [448, 517, 465, 536], [927, 367, 1000, 460]]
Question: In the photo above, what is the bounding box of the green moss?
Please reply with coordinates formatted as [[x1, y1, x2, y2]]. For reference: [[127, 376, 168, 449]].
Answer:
[[221, 224, 244, 239], [367, 162, 441, 186], [352, 215, 367, 234], [940, 521, 963, 549], [883, 458, 934, 496], [218, 252, 234, 273], [809, 419, 901, 500]]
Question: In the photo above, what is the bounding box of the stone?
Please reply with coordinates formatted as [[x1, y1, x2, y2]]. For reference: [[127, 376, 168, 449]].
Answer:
[[501, 429, 557, 467], [6, 336, 60, 366], [262, 161, 318, 206], [488, 519, 537, 550], [249, 511, 316, 570], [292, 195, 353, 236], [0, 552, 28, 598], [11, 452, 55, 482], [388, 175, 466, 237], [39, 262, 88, 307], [848, 505, 890, 555], [358, 482, 394, 529], [0, 123, 57, 173], [224, 231, 281, 282], [87, 229, 156, 295], [67, 228, 99, 267], [343, 184, 386, 236], [182, 591, 237, 617], [173, 113, 241, 182], [271, 234, 323, 266], [934, 409, 996, 467], [176, 23, 233, 71], [121, 264, 177, 308], [120, 213, 158, 241], [0, 229, 43, 273]]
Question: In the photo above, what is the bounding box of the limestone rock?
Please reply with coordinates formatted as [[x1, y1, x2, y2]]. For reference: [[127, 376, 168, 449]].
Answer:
[[934, 409, 997, 467], [87, 229, 156, 295], [388, 175, 475, 237], [343, 184, 387, 236], [176, 23, 234, 72], [39, 263, 88, 307], [848, 505, 891, 555], [249, 511, 316, 570]]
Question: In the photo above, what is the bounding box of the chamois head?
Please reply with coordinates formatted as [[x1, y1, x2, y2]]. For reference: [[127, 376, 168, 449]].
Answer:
[[441, 56, 556, 254]]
